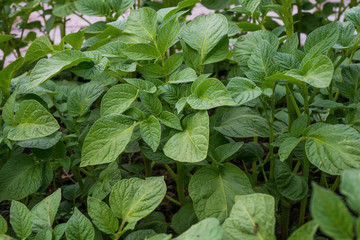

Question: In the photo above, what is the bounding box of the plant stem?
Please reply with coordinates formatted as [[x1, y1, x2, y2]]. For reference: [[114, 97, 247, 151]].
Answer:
[[280, 197, 291, 239], [144, 157, 152, 177], [164, 164, 177, 181], [176, 162, 186, 205], [252, 137, 258, 184], [331, 176, 341, 191], [165, 195, 181, 206]]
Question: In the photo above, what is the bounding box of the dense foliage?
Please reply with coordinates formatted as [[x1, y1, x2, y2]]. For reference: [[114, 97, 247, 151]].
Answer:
[[1, 0, 360, 239]]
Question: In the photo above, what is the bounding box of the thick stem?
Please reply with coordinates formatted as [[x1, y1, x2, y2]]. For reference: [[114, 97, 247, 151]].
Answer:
[[144, 157, 152, 177], [176, 162, 186, 205], [280, 198, 291, 240], [252, 137, 258, 185]]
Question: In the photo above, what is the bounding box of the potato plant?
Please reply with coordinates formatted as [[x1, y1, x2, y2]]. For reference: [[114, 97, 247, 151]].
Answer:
[[1, 0, 360, 239]]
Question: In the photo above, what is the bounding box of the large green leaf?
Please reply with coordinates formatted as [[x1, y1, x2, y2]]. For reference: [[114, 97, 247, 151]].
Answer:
[[10, 201, 33, 239], [304, 22, 339, 53], [139, 91, 162, 115], [7, 100, 59, 141], [53, 2, 75, 17], [174, 218, 222, 240], [109, 177, 166, 223], [248, 40, 275, 74], [29, 50, 91, 88], [87, 197, 119, 234], [187, 78, 236, 110], [75, 0, 110, 17], [101, 84, 138, 116], [123, 43, 161, 60], [180, 14, 228, 62], [0, 155, 47, 201], [340, 169, 360, 214], [81, 115, 135, 166], [345, 7, 360, 28], [163, 111, 209, 163], [222, 193, 276, 240], [157, 15, 180, 53], [159, 111, 182, 131], [65, 208, 95, 240], [302, 123, 360, 175], [0, 58, 24, 96], [189, 163, 253, 222], [31, 189, 61, 232], [241, 0, 261, 14], [67, 82, 104, 118], [310, 183, 354, 240], [0, 34, 13, 43], [125, 8, 157, 41], [24, 36, 54, 65], [108, 0, 134, 15], [140, 115, 161, 152]]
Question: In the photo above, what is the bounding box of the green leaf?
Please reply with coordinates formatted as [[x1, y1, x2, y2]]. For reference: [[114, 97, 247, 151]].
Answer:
[[125, 8, 157, 41], [0, 215, 7, 234], [2, 89, 18, 125], [304, 22, 339, 53], [139, 91, 162, 115], [159, 111, 182, 131], [34, 229, 52, 240], [125, 230, 157, 240], [53, 2, 75, 17], [288, 221, 318, 240], [163, 111, 209, 163], [53, 224, 66, 240], [31, 189, 61, 232], [345, 7, 360, 28], [63, 31, 85, 51], [302, 123, 360, 175], [87, 197, 119, 234], [226, 77, 262, 105], [201, 0, 231, 10], [24, 36, 54, 65], [278, 136, 300, 162], [124, 43, 161, 60], [214, 142, 244, 163], [248, 40, 276, 74], [189, 163, 253, 222], [0, 58, 24, 96], [109, 177, 166, 223], [222, 193, 276, 240], [214, 107, 282, 138], [17, 131, 62, 149], [340, 169, 360, 214], [172, 203, 198, 234], [67, 82, 104, 118], [157, 16, 180, 53], [75, 0, 110, 17], [65, 208, 95, 240], [241, 0, 261, 14], [233, 30, 278, 70], [101, 84, 138, 116], [181, 14, 228, 62], [108, 0, 134, 15], [124, 78, 157, 93], [164, 53, 183, 75], [0, 34, 13, 43], [290, 115, 308, 137], [141, 115, 161, 152], [274, 160, 308, 201], [338, 64, 360, 101], [81, 115, 135, 166], [96, 41, 128, 58], [169, 68, 197, 84], [310, 183, 354, 240], [29, 50, 91, 88], [334, 22, 357, 49], [0, 155, 47, 201], [7, 100, 59, 141], [10, 201, 32, 239], [187, 78, 236, 110], [174, 218, 222, 240]]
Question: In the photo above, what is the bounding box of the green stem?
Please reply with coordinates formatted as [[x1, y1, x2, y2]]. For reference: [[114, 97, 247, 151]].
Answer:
[[144, 157, 152, 177], [331, 176, 340, 191], [165, 195, 181, 206], [164, 164, 177, 182], [252, 137, 258, 184], [280, 197, 291, 239], [269, 98, 275, 180], [320, 172, 328, 187], [176, 162, 186, 205]]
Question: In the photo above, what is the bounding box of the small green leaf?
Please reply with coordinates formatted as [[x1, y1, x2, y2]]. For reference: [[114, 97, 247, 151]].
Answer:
[[52, 2, 75, 17], [108, 0, 134, 15], [345, 7, 360, 28], [139, 91, 162, 116], [31, 189, 61, 232], [159, 111, 182, 131], [2, 89, 18, 125], [157, 16, 180, 53], [248, 40, 276, 74], [124, 44, 161, 60], [171, 203, 198, 234], [24, 36, 54, 65], [81, 115, 135, 166], [187, 78, 236, 110], [63, 31, 85, 50], [278, 136, 300, 162], [288, 221, 318, 240], [214, 142, 244, 163], [164, 53, 183, 75], [87, 197, 119, 234], [241, 0, 261, 14], [310, 183, 354, 240], [65, 208, 95, 240], [101, 84, 138, 116], [67, 82, 104, 118], [304, 22, 339, 53], [140, 115, 161, 152], [169, 68, 197, 84], [7, 100, 59, 141], [290, 115, 308, 137], [75, 0, 110, 17], [109, 177, 166, 223], [125, 8, 157, 41], [222, 194, 276, 240], [10, 201, 32, 239], [226, 77, 262, 105], [53, 223, 66, 240], [0, 215, 7, 234], [340, 169, 360, 214], [163, 111, 209, 163], [189, 163, 253, 222]]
